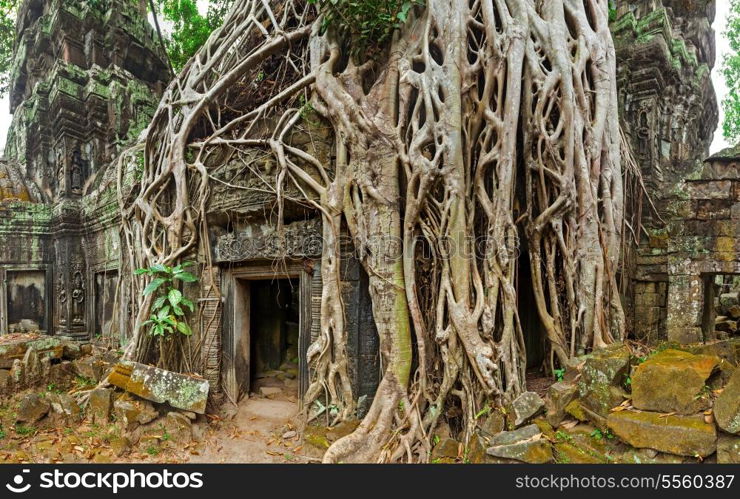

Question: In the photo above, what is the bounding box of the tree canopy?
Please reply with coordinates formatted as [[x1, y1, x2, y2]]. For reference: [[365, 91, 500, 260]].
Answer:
[[153, 0, 234, 72], [722, 0, 740, 144]]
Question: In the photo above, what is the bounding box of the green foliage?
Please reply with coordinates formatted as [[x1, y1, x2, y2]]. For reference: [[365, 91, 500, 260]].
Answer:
[[153, 0, 234, 72], [136, 261, 197, 338], [14, 424, 36, 436], [0, 0, 17, 96], [555, 430, 572, 442], [308, 0, 424, 57], [74, 375, 96, 389], [554, 368, 565, 382], [722, 0, 740, 143], [608, 0, 617, 23], [474, 404, 491, 419], [590, 428, 614, 440]]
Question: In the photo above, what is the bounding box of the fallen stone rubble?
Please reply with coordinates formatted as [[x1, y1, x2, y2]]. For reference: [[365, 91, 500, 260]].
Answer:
[[422, 339, 740, 464], [0, 334, 210, 461]]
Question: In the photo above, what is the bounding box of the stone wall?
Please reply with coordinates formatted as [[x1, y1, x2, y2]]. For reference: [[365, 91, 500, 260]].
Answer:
[[0, 0, 167, 341], [659, 149, 740, 342], [613, 0, 731, 344]]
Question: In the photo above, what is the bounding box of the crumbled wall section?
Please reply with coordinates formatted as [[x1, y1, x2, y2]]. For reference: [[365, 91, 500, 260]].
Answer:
[[662, 150, 740, 342]]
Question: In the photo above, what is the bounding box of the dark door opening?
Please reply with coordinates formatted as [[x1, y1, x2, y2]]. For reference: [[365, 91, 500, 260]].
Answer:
[[702, 273, 740, 340], [6, 270, 47, 333], [247, 278, 300, 395]]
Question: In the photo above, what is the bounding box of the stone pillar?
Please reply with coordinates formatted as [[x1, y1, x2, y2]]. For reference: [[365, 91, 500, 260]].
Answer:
[[665, 273, 704, 344]]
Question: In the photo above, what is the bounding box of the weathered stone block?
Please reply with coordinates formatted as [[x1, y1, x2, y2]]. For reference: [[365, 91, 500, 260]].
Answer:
[[109, 361, 209, 414], [479, 409, 506, 436], [578, 343, 630, 418], [509, 391, 545, 427], [715, 367, 740, 434], [545, 382, 578, 427], [607, 410, 716, 457], [431, 437, 460, 463], [17, 393, 50, 423], [0, 336, 63, 369], [632, 349, 718, 414], [114, 397, 158, 431], [486, 424, 552, 464], [164, 412, 193, 444], [89, 388, 113, 424], [48, 393, 81, 422], [717, 434, 740, 464]]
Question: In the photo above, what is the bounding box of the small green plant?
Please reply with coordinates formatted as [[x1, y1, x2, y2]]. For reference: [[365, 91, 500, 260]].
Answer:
[[555, 430, 572, 442], [74, 376, 96, 389], [146, 446, 160, 456], [15, 424, 36, 436], [554, 368, 565, 382], [475, 404, 492, 419], [136, 262, 197, 338], [432, 434, 440, 446], [590, 428, 614, 440], [159, 425, 171, 442], [46, 382, 63, 394], [0, 427, 6, 439]]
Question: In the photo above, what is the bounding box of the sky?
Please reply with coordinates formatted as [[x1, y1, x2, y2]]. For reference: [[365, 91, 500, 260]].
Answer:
[[0, 2, 734, 154]]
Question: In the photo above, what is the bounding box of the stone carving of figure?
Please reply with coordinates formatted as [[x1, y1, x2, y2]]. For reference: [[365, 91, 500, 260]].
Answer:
[[70, 150, 84, 192], [55, 149, 65, 194], [636, 109, 650, 158], [57, 274, 67, 326], [71, 270, 85, 325]]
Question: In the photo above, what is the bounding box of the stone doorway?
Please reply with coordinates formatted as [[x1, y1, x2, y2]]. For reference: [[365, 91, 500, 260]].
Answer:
[[701, 273, 740, 340], [247, 278, 300, 395], [223, 263, 313, 404]]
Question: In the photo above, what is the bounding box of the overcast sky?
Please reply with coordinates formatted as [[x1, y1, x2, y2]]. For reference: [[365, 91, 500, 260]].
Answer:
[[0, 3, 734, 153]]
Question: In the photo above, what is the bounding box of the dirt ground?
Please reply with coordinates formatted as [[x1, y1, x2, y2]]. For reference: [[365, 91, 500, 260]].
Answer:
[[0, 371, 314, 464], [190, 375, 315, 464]]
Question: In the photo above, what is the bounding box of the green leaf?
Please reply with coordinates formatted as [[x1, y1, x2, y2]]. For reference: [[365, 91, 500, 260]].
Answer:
[[174, 271, 198, 282], [168, 288, 183, 307], [173, 262, 194, 273], [143, 278, 167, 296], [134, 268, 150, 275], [152, 295, 168, 310], [181, 297, 195, 313], [151, 263, 168, 274], [172, 304, 185, 317], [157, 305, 171, 319], [176, 321, 192, 336]]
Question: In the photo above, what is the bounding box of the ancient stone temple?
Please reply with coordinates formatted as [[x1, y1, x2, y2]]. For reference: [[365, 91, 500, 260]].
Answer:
[[612, 0, 738, 344], [0, 0, 737, 405], [0, 0, 381, 405], [0, 0, 168, 337]]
